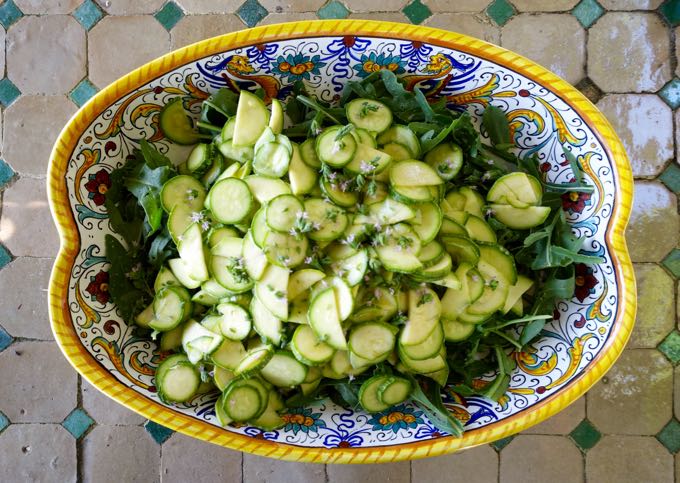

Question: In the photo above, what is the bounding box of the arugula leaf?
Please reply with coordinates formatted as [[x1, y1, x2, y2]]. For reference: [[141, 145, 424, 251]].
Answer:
[[407, 376, 464, 437], [105, 234, 151, 322], [482, 105, 512, 147], [139, 139, 172, 168], [200, 88, 239, 127], [148, 227, 176, 268]]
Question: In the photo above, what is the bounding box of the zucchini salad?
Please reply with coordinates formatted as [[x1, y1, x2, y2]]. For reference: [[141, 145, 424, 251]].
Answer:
[[104, 71, 602, 435]]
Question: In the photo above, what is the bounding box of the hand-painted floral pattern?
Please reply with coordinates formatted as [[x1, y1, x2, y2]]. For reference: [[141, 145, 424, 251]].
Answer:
[[84, 169, 111, 206], [353, 52, 406, 78], [272, 53, 326, 82], [85, 270, 109, 304], [561, 190, 592, 214], [574, 263, 598, 302], [281, 407, 327, 434], [368, 405, 424, 433]]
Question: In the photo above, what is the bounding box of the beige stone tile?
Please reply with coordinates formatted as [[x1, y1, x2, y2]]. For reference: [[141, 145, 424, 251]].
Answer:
[[501, 14, 585, 85], [260, 12, 319, 25], [88, 16, 170, 89], [4, 95, 77, 177], [0, 257, 54, 340], [424, 0, 491, 12], [14, 0, 80, 14], [95, 0, 166, 15], [344, 0, 408, 12], [83, 426, 160, 483], [81, 379, 145, 426], [170, 14, 244, 49], [588, 13, 670, 93], [0, 341, 77, 422], [0, 425, 76, 483], [523, 396, 585, 435], [162, 433, 242, 482], [7, 16, 86, 95], [500, 435, 582, 483], [675, 365, 680, 421], [510, 0, 579, 11], [677, 453, 680, 483], [411, 444, 498, 483], [597, 94, 672, 178], [348, 12, 410, 22], [599, 0, 663, 9], [627, 264, 675, 348], [675, 109, 680, 166], [0, 177, 60, 258], [587, 435, 673, 482], [588, 349, 672, 434], [175, 0, 242, 13], [0, 26, 6, 77], [260, 0, 327, 13], [327, 461, 410, 483], [243, 453, 326, 483], [424, 13, 499, 45], [626, 181, 679, 263]]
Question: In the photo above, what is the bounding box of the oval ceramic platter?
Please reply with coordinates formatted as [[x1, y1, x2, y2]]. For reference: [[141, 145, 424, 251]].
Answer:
[[47, 20, 635, 463]]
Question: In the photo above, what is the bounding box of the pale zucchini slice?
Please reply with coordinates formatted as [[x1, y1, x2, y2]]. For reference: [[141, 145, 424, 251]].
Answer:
[[260, 351, 308, 387], [308, 287, 347, 350], [250, 295, 283, 346], [233, 90, 269, 147], [254, 264, 289, 319]]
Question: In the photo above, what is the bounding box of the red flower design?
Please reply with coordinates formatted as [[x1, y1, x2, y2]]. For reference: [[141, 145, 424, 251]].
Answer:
[[86, 270, 110, 304], [574, 263, 597, 302], [84, 169, 111, 206], [561, 190, 592, 214]]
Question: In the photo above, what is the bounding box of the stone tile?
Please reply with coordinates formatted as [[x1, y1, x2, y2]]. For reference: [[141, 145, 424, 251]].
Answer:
[[238, 0, 269, 26], [660, 330, 680, 365], [95, 0, 166, 15], [626, 181, 679, 263], [7, 16, 86, 95], [162, 433, 242, 482], [659, 79, 680, 109], [502, 14, 585, 85], [424, 13, 500, 44], [344, 0, 407, 12], [588, 349, 673, 434], [4, 95, 77, 177], [259, 0, 335, 12], [0, 341, 77, 422], [317, 0, 349, 20], [569, 419, 602, 451], [170, 14, 244, 49], [676, 27, 680, 79], [14, 0, 80, 14], [88, 16, 170, 89], [0, 424, 76, 483], [0, 177, 60, 258], [675, 109, 680, 167], [144, 420, 173, 444], [403, 0, 432, 24], [244, 453, 326, 483], [347, 12, 410, 23], [69, 78, 99, 107], [677, 453, 680, 483], [588, 13, 671, 93], [0, 78, 21, 108], [587, 435, 673, 482], [661, 1, 680, 27], [73, 0, 105, 31], [81, 379, 145, 425], [83, 426, 160, 483], [155, 1, 185, 31], [599, 0, 663, 8], [572, 0, 604, 28], [511, 0, 579, 10], [424, 0, 493, 11], [0, 257, 54, 340], [175, 0, 242, 14], [327, 460, 409, 483], [0, 160, 12, 190], [492, 436, 514, 450], [675, 366, 680, 421], [411, 444, 498, 483], [61, 408, 95, 439], [260, 12, 319, 24], [0, 26, 6, 76], [0, 326, 12, 352], [486, 0, 515, 26], [597, 94, 672, 178], [627, 264, 675, 348], [523, 396, 585, 434], [500, 435, 582, 483], [0, 0, 23, 30], [657, 419, 680, 453]]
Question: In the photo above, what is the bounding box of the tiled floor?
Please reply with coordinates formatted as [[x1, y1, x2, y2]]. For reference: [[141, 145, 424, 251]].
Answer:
[[0, 0, 678, 481]]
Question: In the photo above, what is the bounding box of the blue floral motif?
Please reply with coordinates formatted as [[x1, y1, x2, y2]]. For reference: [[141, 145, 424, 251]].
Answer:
[[271, 53, 326, 81], [353, 52, 406, 78], [367, 404, 424, 433], [281, 407, 326, 434]]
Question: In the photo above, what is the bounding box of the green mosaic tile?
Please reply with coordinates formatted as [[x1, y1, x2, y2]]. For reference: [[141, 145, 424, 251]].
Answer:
[[659, 330, 680, 365], [237, 0, 268, 27], [0, 325, 12, 352], [317, 1, 349, 20], [0, 0, 22, 30], [0, 245, 11, 270], [62, 409, 94, 439], [491, 436, 514, 451], [0, 411, 8, 434], [73, 0, 104, 31], [403, 0, 431, 25], [0, 159, 15, 189], [155, 1, 184, 31], [659, 78, 680, 109], [662, 248, 680, 278], [571, 0, 604, 29], [0, 78, 21, 108], [486, 0, 515, 26], [69, 79, 99, 108], [661, 0, 680, 27], [659, 163, 680, 194], [144, 420, 174, 444], [657, 418, 680, 453], [569, 419, 601, 451]]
